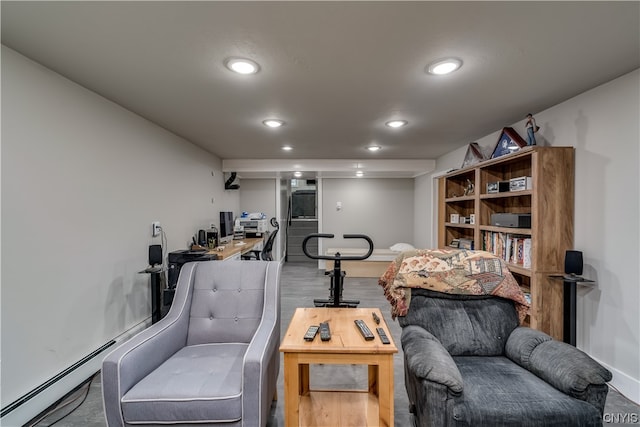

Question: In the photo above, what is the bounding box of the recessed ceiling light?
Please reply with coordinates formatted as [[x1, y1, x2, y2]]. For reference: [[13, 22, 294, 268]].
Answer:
[[224, 57, 260, 74], [293, 171, 302, 178], [386, 120, 408, 128], [262, 119, 285, 128], [282, 145, 293, 151], [355, 171, 364, 177], [366, 145, 381, 152], [426, 58, 462, 75]]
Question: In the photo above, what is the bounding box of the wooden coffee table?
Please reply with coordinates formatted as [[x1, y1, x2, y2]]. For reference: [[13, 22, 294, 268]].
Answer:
[[279, 307, 398, 427]]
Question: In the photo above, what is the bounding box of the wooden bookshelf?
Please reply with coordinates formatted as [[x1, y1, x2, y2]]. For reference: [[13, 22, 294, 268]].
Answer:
[[438, 146, 575, 340]]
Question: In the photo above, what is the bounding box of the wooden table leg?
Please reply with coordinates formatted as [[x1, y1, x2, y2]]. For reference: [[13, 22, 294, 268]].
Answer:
[[368, 364, 379, 395], [377, 355, 394, 427], [284, 353, 300, 427], [299, 363, 310, 395]]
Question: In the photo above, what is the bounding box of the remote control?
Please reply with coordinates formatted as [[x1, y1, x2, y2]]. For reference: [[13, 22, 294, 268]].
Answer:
[[376, 327, 391, 344], [354, 319, 375, 341], [304, 325, 319, 341], [319, 322, 331, 341], [372, 312, 380, 325]]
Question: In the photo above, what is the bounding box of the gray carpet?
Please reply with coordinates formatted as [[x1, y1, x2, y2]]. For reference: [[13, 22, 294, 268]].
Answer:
[[31, 261, 639, 426]]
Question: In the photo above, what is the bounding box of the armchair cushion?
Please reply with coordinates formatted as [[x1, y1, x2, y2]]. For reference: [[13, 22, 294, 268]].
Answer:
[[188, 262, 267, 344], [452, 356, 603, 426], [121, 343, 247, 424], [399, 289, 519, 356]]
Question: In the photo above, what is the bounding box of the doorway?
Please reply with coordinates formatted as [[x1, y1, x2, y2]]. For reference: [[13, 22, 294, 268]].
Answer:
[[286, 179, 318, 262]]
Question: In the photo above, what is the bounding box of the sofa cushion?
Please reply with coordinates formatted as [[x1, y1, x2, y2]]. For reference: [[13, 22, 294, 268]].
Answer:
[[121, 343, 247, 424], [451, 356, 602, 426]]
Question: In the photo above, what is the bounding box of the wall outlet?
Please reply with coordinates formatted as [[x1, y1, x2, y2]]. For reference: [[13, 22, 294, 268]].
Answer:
[[152, 221, 161, 237]]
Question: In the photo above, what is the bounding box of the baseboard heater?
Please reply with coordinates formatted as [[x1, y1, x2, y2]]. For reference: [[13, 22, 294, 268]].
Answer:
[[0, 340, 115, 417]]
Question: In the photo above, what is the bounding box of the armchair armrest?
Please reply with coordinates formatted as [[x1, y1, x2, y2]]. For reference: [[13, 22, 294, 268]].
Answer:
[[504, 326, 552, 368], [102, 264, 196, 427], [401, 325, 463, 395], [506, 327, 612, 411], [242, 261, 281, 427]]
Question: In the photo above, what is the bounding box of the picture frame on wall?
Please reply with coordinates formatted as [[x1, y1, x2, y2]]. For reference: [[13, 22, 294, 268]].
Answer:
[[490, 127, 528, 159]]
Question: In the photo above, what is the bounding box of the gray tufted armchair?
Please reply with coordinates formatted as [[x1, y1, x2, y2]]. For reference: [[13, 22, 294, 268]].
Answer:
[[400, 289, 612, 427], [102, 260, 281, 427]]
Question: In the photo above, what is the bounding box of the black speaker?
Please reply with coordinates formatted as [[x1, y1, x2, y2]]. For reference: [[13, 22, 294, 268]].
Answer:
[[564, 250, 583, 276], [149, 244, 162, 266]]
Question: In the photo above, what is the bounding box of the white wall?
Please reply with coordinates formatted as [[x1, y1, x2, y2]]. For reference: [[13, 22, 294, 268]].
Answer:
[[239, 179, 277, 220], [420, 69, 640, 402], [322, 178, 414, 250], [0, 46, 240, 422], [413, 173, 433, 248], [238, 178, 279, 259]]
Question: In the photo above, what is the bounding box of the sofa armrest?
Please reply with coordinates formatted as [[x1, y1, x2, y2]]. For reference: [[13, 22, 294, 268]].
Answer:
[[506, 327, 612, 411], [401, 325, 463, 395], [242, 261, 281, 427]]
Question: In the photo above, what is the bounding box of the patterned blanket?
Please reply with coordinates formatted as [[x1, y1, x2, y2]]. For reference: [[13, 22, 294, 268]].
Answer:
[[378, 248, 530, 323]]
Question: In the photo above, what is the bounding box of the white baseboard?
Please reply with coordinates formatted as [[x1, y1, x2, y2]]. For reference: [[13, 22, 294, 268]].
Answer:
[[596, 357, 640, 405], [1, 319, 150, 427]]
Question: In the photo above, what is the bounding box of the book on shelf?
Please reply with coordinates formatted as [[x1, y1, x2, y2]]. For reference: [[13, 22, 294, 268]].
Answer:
[[449, 238, 474, 250], [482, 231, 531, 267], [523, 238, 532, 268], [459, 238, 474, 250]]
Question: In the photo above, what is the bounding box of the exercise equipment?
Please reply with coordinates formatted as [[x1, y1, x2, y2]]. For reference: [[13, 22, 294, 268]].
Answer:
[[302, 233, 374, 308]]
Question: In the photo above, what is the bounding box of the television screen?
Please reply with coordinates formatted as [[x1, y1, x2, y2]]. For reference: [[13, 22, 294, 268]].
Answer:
[[219, 211, 234, 243]]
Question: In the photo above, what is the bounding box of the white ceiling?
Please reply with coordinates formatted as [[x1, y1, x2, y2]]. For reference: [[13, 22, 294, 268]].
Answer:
[[2, 1, 638, 178]]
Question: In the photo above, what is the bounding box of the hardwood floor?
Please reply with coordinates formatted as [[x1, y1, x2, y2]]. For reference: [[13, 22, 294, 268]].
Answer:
[[31, 261, 639, 426]]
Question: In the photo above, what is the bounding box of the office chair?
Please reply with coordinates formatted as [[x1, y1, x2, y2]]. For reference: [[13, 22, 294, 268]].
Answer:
[[242, 217, 279, 261]]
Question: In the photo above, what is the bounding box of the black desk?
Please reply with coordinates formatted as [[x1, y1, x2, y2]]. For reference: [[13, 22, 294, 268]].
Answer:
[[139, 267, 165, 324], [549, 275, 595, 346]]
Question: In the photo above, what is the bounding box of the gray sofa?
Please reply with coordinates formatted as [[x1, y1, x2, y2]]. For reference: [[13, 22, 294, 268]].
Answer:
[[400, 289, 612, 427], [102, 260, 281, 427]]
